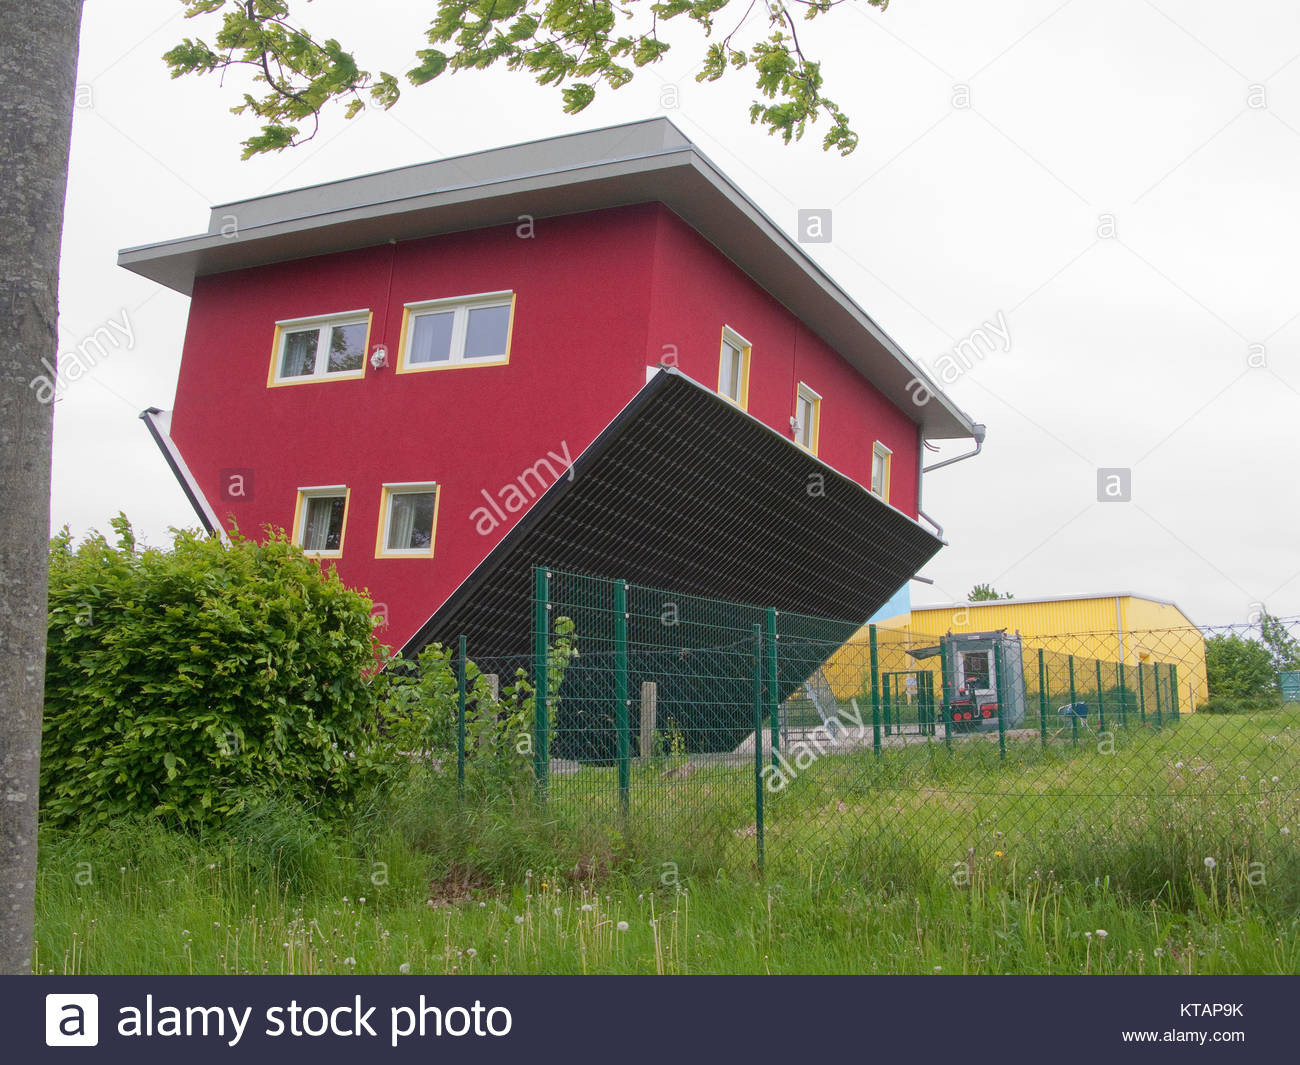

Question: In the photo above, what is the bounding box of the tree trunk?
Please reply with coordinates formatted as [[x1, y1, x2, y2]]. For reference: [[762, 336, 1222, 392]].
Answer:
[[0, 0, 83, 975]]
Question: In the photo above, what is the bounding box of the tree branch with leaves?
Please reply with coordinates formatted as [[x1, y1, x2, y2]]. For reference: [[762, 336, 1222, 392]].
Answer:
[[165, 0, 890, 158]]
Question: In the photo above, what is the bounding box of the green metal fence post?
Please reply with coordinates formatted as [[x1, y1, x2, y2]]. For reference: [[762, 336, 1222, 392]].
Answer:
[[614, 580, 630, 818], [1095, 659, 1106, 735], [766, 607, 779, 769], [1037, 649, 1048, 748], [1138, 661, 1147, 726], [920, 672, 934, 737], [1153, 662, 1163, 731], [927, 672, 938, 737], [994, 642, 1008, 762], [752, 623, 765, 874], [532, 567, 550, 801], [1068, 654, 1078, 747], [1170, 664, 1180, 722], [939, 635, 952, 752], [456, 635, 467, 801], [869, 625, 882, 756], [882, 674, 893, 737], [1118, 661, 1128, 729]]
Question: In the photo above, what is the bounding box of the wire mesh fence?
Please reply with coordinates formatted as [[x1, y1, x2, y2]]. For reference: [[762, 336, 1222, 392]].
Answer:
[[440, 567, 1300, 899]]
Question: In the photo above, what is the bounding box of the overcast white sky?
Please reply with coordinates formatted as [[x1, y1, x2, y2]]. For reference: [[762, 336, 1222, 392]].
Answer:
[[53, 0, 1300, 627]]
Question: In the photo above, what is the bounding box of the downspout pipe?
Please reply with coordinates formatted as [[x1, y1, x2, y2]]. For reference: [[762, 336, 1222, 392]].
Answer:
[[923, 423, 986, 474], [917, 424, 986, 539], [139, 408, 227, 542]]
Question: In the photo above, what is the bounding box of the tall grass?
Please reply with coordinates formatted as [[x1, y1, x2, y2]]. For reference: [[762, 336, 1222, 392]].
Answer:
[[34, 712, 1300, 974]]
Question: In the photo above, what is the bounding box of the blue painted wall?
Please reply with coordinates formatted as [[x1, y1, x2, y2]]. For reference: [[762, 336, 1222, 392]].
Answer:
[[869, 581, 911, 623]]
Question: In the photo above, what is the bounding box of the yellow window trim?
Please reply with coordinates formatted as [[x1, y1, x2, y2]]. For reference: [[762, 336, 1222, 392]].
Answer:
[[290, 485, 351, 558], [394, 291, 516, 374], [872, 441, 893, 501], [267, 310, 372, 388], [717, 325, 752, 410], [795, 381, 822, 456], [374, 482, 441, 559]]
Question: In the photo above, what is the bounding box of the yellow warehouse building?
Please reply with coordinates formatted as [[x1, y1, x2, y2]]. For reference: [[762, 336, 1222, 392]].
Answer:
[[825, 593, 1206, 716]]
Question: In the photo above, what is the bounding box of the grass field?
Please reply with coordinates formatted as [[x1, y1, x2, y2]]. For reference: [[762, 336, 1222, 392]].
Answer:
[[34, 710, 1300, 974]]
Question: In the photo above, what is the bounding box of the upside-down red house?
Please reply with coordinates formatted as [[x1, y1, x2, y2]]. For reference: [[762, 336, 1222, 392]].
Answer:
[[120, 119, 981, 668]]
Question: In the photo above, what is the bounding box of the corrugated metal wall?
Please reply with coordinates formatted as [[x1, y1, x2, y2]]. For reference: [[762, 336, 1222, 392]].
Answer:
[[898, 597, 1207, 714], [1119, 599, 1209, 714]]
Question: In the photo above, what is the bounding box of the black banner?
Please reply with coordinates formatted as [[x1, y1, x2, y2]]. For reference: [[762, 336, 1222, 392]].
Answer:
[[5, 975, 1292, 1062]]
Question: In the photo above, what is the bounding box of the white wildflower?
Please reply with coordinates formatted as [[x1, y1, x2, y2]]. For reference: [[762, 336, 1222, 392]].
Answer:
[[616, 921, 629, 932]]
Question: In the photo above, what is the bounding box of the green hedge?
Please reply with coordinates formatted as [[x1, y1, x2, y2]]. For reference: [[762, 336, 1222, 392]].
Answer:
[[42, 517, 385, 829]]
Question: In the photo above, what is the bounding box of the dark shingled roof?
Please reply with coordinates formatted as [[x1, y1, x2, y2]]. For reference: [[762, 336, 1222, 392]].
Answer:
[[402, 369, 943, 659]]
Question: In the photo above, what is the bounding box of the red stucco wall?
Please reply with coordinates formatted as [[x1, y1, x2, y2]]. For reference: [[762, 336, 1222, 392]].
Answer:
[[645, 207, 920, 517], [169, 203, 922, 648]]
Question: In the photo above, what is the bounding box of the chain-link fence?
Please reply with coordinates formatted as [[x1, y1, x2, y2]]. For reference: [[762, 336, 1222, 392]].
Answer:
[[442, 567, 1300, 900]]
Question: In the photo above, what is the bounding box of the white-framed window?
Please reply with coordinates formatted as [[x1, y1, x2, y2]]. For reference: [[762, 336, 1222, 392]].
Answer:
[[376, 482, 440, 557], [292, 486, 350, 556], [270, 311, 370, 384], [718, 325, 751, 407], [871, 442, 892, 500], [793, 382, 821, 454], [397, 291, 515, 372]]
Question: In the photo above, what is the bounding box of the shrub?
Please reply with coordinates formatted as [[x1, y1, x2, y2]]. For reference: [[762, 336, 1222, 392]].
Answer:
[[1195, 694, 1281, 715], [42, 517, 384, 829], [369, 616, 577, 795], [1205, 633, 1276, 701]]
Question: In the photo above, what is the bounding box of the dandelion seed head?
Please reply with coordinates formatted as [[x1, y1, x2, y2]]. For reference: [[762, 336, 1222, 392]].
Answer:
[[616, 921, 629, 932]]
